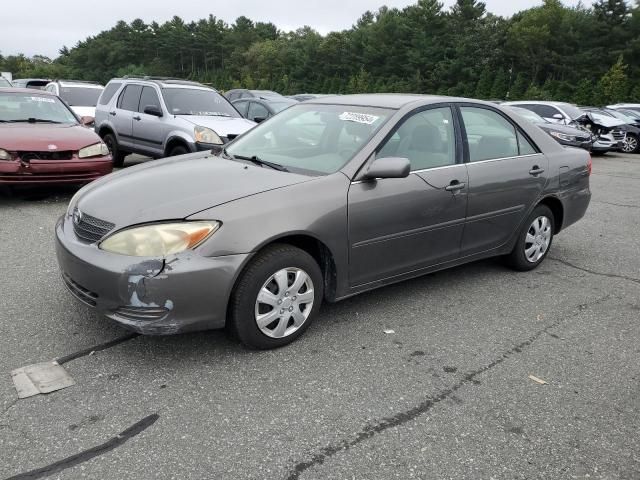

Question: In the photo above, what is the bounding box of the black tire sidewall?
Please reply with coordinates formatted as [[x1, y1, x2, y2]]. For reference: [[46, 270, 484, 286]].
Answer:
[[103, 133, 125, 167], [169, 145, 189, 157], [229, 245, 324, 349], [508, 205, 555, 271]]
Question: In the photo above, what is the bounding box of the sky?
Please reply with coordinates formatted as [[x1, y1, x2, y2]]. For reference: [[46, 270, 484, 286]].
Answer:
[[1, 0, 582, 59]]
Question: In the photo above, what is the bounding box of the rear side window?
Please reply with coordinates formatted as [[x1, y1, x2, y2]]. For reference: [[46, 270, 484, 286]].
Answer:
[[138, 86, 161, 113], [461, 107, 519, 162], [99, 82, 121, 105], [117, 85, 143, 111], [526, 104, 561, 120]]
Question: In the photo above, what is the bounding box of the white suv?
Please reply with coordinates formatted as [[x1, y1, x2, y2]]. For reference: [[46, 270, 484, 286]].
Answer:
[[94, 77, 255, 167], [45, 80, 104, 118]]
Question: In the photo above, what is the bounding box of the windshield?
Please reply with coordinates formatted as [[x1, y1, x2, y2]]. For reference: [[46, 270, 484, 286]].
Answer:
[[0, 77, 11, 88], [0, 92, 78, 123], [509, 107, 547, 124], [270, 101, 296, 114], [605, 109, 635, 123], [620, 109, 640, 120], [226, 104, 392, 175], [162, 88, 240, 117], [59, 86, 103, 107]]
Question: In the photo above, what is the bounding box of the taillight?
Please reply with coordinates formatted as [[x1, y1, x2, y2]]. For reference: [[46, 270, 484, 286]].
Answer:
[[587, 155, 592, 176]]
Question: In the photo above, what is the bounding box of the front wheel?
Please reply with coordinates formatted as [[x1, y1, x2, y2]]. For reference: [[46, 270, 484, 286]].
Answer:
[[621, 134, 639, 154], [228, 244, 324, 349], [505, 205, 555, 271], [102, 133, 126, 168]]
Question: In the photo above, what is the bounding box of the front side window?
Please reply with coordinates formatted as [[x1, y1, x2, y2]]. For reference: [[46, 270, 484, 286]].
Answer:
[[234, 100, 249, 117], [59, 86, 103, 107], [378, 106, 456, 170], [162, 88, 239, 117], [248, 102, 269, 122], [461, 107, 519, 162], [0, 92, 78, 123], [117, 85, 143, 111], [226, 104, 392, 175], [138, 86, 161, 113]]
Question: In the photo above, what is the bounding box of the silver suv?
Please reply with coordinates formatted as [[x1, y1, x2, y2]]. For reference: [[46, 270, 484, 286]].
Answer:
[[94, 77, 255, 167]]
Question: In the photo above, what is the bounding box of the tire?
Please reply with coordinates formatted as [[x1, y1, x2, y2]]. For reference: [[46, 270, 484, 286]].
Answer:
[[102, 133, 126, 168], [622, 134, 639, 154], [228, 244, 324, 349], [168, 145, 189, 157], [505, 204, 555, 272]]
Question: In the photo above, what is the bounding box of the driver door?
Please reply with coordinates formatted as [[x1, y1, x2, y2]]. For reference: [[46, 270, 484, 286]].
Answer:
[[348, 106, 468, 287]]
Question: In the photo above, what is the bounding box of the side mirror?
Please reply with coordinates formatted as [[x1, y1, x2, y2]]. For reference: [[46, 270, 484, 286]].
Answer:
[[552, 113, 564, 120], [80, 115, 94, 127], [143, 105, 163, 117], [363, 157, 410, 180], [253, 116, 267, 123]]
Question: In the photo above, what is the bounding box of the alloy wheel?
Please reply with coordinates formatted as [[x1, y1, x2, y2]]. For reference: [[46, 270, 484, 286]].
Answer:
[[524, 216, 552, 263], [622, 135, 638, 153], [254, 267, 315, 338]]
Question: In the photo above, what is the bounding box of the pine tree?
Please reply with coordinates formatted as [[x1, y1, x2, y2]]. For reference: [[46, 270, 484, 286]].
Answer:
[[490, 68, 509, 100], [509, 73, 529, 100], [598, 56, 629, 104], [474, 66, 493, 99]]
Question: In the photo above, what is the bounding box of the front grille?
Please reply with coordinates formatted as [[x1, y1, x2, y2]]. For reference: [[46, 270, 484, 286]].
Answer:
[[19, 151, 73, 161], [72, 208, 115, 243], [61, 272, 98, 307], [611, 129, 626, 141]]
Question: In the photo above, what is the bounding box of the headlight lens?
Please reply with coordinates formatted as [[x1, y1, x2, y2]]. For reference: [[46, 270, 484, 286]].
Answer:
[[99, 221, 220, 257], [548, 131, 576, 142], [194, 126, 223, 145], [78, 142, 109, 158], [0, 148, 11, 160]]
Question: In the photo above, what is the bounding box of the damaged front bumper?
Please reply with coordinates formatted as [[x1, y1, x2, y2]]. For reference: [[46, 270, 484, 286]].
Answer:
[[55, 215, 249, 335]]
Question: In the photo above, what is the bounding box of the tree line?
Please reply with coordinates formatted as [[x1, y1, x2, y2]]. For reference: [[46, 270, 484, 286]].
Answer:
[[1, 0, 639, 105]]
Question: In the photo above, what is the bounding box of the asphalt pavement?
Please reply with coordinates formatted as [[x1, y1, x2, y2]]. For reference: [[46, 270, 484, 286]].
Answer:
[[0, 153, 639, 479]]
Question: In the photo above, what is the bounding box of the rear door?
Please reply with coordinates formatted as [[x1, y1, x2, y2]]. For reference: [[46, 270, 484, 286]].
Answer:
[[113, 84, 143, 151], [132, 85, 166, 157], [458, 104, 548, 256], [348, 105, 468, 286]]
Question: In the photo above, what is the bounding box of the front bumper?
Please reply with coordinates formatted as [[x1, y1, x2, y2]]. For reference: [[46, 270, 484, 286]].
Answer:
[[0, 157, 113, 185], [55, 215, 249, 335]]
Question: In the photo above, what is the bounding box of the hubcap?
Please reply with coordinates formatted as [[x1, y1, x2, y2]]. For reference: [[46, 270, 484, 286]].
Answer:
[[254, 267, 314, 338], [623, 136, 637, 153], [524, 216, 552, 263]]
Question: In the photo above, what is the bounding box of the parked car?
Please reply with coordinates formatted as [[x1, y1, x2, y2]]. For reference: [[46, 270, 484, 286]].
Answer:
[[504, 101, 623, 154], [232, 97, 298, 123], [505, 106, 593, 151], [0, 77, 12, 88], [289, 94, 332, 102], [57, 94, 591, 348], [581, 107, 640, 153], [0, 88, 112, 185], [94, 76, 255, 167], [11, 78, 51, 90], [608, 103, 640, 115], [44, 80, 104, 118], [224, 89, 283, 102]]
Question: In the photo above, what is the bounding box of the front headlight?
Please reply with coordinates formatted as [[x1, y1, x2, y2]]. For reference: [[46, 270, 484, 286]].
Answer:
[[78, 142, 109, 158], [99, 221, 220, 257], [194, 126, 223, 145], [548, 131, 576, 142], [0, 148, 11, 160]]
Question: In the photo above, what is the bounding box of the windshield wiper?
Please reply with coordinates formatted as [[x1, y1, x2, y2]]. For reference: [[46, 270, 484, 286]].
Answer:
[[221, 149, 289, 172], [6, 118, 61, 124]]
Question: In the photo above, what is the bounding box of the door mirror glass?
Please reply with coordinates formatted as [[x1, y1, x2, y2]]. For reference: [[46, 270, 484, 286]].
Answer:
[[80, 115, 95, 126], [143, 105, 163, 117], [363, 157, 410, 180]]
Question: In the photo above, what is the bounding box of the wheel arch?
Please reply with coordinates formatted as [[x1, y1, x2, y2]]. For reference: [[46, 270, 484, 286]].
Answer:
[[538, 195, 564, 233], [164, 135, 192, 157]]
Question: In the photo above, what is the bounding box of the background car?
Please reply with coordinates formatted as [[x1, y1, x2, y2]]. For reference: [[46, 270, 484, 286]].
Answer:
[[0, 77, 12, 88], [608, 103, 640, 115], [44, 80, 104, 118], [581, 107, 640, 153], [232, 97, 298, 123], [224, 89, 284, 102], [94, 76, 256, 167], [57, 95, 591, 349], [288, 94, 333, 102], [11, 78, 51, 90], [0, 88, 112, 185], [505, 106, 593, 151]]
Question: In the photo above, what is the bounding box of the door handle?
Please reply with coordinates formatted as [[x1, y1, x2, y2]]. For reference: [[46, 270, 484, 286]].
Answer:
[[529, 166, 545, 176], [133, 115, 141, 121], [109, 111, 116, 116], [445, 180, 466, 192]]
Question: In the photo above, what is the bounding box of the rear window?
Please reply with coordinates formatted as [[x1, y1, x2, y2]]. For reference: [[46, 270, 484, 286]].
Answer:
[[98, 82, 122, 105]]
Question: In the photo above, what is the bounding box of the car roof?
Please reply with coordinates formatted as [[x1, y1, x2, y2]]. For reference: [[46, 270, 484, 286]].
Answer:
[[53, 80, 104, 88], [304, 93, 480, 109], [0, 88, 56, 95], [110, 77, 212, 90]]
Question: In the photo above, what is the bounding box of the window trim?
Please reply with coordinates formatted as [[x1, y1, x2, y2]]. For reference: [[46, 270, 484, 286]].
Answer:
[[454, 103, 541, 164]]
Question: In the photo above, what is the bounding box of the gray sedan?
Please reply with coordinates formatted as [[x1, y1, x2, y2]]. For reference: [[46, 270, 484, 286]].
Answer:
[[56, 95, 592, 349]]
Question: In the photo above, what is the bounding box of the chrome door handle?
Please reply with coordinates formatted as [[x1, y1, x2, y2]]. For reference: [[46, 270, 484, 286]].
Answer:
[[529, 166, 545, 176], [445, 181, 466, 192]]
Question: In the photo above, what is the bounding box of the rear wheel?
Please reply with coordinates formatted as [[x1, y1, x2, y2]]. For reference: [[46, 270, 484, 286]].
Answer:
[[505, 205, 555, 271], [102, 133, 126, 168], [228, 244, 323, 349], [622, 134, 639, 154]]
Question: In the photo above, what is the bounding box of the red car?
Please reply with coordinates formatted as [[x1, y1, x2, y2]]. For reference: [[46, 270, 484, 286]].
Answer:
[[0, 88, 112, 185]]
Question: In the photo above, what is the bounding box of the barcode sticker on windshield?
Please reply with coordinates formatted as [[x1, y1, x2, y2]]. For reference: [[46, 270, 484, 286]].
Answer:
[[339, 112, 379, 125], [29, 97, 55, 103]]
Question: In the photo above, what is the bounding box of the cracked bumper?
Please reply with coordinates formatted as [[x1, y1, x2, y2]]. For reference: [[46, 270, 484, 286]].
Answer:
[[55, 215, 249, 335]]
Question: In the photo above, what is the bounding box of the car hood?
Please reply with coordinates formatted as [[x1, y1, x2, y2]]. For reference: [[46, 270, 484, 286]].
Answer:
[[177, 115, 256, 137], [75, 153, 314, 228], [0, 123, 101, 151], [537, 123, 590, 137]]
